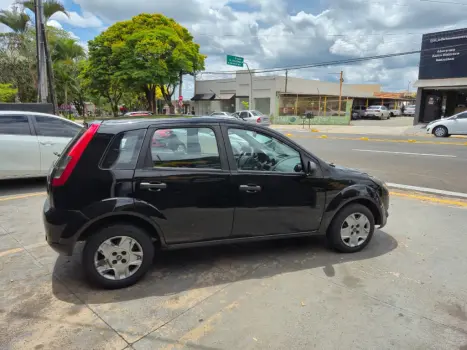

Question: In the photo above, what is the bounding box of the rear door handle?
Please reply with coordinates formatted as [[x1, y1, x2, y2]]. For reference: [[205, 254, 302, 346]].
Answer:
[[140, 182, 167, 191], [40, 141, 53, 146], [239, 184, 262, 193]]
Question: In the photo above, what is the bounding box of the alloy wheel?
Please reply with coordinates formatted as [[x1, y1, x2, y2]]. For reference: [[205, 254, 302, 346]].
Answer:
[[94, 236, 144, 280], [340, 213, 371, 247]]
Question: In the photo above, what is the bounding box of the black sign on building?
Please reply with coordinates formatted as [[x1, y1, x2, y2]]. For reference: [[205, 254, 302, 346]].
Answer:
[[419, 28, 467, 80]]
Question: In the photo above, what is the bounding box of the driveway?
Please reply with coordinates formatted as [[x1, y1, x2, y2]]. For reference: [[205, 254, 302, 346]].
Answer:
[[1, 185, 467, 349]]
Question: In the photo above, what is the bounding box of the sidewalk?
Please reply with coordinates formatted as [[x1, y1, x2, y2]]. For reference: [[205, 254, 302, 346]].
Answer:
[[272, 123, 467, 138]]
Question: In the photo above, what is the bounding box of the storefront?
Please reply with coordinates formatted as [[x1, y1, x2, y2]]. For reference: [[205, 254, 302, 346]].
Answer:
[[413, 28, 467, 124]]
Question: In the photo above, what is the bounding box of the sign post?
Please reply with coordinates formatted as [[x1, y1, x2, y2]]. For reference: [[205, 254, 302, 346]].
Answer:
[[227, 55, 253, 110]]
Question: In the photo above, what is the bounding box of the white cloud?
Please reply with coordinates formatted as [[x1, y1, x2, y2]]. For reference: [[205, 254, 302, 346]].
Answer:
[[47, 19, 63, 29], [50, 11, 103, 28]]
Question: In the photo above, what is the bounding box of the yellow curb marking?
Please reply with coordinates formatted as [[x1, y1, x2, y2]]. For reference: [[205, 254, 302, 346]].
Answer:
[[0, 192, 46, 202], [360, 137, 369, 141], [390, 191, 467, 207], [311, 128, 319, 132], [320, 135, 328, 139], [0, 247, 23, 258]]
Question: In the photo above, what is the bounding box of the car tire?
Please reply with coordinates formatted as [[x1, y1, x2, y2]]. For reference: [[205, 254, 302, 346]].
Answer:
[[433, 125, 448, 138], [82, 224, 155, 289], [389, 112, 394, 118], [327, 203, 375, 253]]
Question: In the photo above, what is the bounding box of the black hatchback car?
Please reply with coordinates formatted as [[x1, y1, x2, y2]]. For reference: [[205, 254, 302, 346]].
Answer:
[[44, 117, 389, 289]]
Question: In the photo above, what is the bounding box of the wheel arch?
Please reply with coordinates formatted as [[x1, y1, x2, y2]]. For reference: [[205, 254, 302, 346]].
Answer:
[[320, 187, 383, 234], [77, 212, 165, 248]]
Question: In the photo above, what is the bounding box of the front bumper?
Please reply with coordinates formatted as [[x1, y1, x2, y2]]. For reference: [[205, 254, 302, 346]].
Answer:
[[43, 198, 88, 256]]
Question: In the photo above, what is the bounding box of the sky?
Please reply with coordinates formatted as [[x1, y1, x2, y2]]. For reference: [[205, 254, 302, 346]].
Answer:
[[2, 0, 467, 99]]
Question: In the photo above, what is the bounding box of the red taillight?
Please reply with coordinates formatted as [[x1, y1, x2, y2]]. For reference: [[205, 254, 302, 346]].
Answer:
[[52, 123, 100, 187], [256, 117, 261, 123]]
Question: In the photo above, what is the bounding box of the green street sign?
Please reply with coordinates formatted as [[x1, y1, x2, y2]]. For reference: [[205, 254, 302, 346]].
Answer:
[[227, 55, 244, 67]]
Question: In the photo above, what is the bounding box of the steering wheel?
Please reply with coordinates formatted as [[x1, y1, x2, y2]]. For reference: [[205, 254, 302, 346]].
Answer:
[[236, 146, 254, 169]]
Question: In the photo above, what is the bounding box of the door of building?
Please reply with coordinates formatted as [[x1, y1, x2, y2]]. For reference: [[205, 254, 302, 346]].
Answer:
[[423, 95, 442, 122]]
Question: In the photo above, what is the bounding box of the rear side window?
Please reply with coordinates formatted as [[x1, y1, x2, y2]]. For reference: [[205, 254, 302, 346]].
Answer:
[[0, 115, 31, 135], [101, 129, 146, 169], [34, 116, 81, 138], [150, 127, 221, 169]]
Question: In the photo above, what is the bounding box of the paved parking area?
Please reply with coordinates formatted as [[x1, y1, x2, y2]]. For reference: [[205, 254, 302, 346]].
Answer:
[[1, 184, 467, 349]]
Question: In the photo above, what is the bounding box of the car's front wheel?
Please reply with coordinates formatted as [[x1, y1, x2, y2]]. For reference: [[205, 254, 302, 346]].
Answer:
[[82, 224, 155, 289], [433, 125, 449, 137], [327, 203, 375, 253]]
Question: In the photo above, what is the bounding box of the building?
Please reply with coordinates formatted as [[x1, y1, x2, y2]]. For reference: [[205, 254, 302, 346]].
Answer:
[[413, 28, 467, 124], [192, 71, 412, 118]]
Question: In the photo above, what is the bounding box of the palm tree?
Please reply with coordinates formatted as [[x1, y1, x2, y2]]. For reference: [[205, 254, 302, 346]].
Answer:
[[0, 8, 30, 34], [22, 0, 69, 21], [52, 38, 85, 105]]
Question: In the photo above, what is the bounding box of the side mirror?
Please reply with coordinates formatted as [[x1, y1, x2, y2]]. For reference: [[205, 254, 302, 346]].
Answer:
[[294, 163, 303, 173], [307, 160, 318, 175]]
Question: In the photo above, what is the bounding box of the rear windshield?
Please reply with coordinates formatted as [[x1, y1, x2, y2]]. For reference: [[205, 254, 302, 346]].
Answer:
[[101, 129, 146, 169], [367, 106, 381, 110]]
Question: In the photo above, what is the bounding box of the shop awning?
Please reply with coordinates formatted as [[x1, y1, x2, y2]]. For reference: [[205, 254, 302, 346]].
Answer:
[[191, 93, 215, 101], [216, 93, 235, 100]]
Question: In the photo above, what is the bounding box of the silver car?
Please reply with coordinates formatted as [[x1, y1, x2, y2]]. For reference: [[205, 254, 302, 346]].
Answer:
[[404, 105, 416, 116], [0, 111, 82, 179], [238, 110, 271, 126], [364, 105, 390, 120]]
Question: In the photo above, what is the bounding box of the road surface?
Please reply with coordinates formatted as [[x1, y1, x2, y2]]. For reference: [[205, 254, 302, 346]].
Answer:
[[285, 132, 467, 194]]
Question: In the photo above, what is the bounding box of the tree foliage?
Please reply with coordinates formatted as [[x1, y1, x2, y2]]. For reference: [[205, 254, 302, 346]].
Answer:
[[0, 83, 18, 102], [85, 13, 205, 115]]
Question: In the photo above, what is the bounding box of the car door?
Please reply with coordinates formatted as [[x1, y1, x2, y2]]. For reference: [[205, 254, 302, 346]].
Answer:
[[31, 115, 82, 174], [0, 114, 41, 179], [452, 112, 467, 134], [133, 124, 235, 244], [222, 126, 326, 238]]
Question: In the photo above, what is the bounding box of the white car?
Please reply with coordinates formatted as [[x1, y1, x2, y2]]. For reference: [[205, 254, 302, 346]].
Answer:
[[363, 105, 390, 120], [404, 105, 416, 116], [0, 111, 83, 179], [426, 112, 467, 137]]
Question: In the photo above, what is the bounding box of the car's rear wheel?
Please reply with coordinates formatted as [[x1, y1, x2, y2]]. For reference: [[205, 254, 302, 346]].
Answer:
[[389, 112, 394, 118], [82, 224, 154, 289], [433, 125, 448, 137], [327, 203, 375, 253]]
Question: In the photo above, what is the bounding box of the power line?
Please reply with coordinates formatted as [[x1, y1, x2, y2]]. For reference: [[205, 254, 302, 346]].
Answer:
[[420, 0, 467, 4], [200, 42, 467, 75]]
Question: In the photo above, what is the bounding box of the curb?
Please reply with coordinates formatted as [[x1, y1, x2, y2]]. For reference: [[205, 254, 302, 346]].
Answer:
[[387, 183, 467, 200]]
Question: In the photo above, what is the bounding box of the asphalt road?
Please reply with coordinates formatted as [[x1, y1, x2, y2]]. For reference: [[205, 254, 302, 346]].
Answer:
[[286, 132, 467, 194]]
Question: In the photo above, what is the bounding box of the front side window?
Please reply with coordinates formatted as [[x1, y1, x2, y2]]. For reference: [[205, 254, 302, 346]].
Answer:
[[228, 128, 302, 173], [0, 115, 31, 135], [240, 111, 249, 118], [35, 116, 81, 138], [456, 112, 467, 119], [150, 127, 221, 169]]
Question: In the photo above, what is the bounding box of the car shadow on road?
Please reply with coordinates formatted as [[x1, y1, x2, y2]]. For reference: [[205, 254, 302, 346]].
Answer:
[[52, 230, 397, 305]]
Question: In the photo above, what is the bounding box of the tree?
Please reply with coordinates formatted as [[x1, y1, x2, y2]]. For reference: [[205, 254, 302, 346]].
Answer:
[[86, 13, 205, 115], [0, 83, 18, 102], [22, 0, 68, 21], [0, 8, 30, 34]]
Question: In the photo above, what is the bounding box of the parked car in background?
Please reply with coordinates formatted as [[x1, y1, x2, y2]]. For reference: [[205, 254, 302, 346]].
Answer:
[[352, 105, 367, 120], [0, 111, 82, 180], [426, 111, 467, 137], [404, 105, 416, 116], [124, 111, 153, 117], [363, 106, 390, 120], [388, 108, 401, 118], [43, 117, 389, 289], [237, 110, 271, 126], [210, 111, 233, 117]]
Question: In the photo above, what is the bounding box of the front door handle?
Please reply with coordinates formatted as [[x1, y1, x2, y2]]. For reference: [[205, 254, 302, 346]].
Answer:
[[140, 182, 167, 191], [239, 184, 262, 193]]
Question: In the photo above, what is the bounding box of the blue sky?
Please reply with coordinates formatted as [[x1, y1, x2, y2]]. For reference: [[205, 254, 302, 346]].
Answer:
[[2, 0, 467, 99]]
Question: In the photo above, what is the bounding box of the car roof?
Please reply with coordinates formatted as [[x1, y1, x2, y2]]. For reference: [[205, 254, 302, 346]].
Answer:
[[0, 110, 58, 117]]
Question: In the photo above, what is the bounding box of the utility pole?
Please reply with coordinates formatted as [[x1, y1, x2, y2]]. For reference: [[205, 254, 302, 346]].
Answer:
[[178, 71, 183, 114], [408, 81, 411, 94], [34, 0, 48, 103], [244, 62, 254, 110], [285, 69, 288, 93], [42, 23, 57, 114], [317, 88, 321, 115], [338, 70, 344, 115]]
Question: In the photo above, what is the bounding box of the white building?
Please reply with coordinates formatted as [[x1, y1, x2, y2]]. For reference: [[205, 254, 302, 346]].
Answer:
[[192, 71, 383, 116]]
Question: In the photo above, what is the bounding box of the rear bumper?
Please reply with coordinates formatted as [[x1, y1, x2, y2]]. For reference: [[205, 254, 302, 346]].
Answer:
[[43, 198, 88, 256]]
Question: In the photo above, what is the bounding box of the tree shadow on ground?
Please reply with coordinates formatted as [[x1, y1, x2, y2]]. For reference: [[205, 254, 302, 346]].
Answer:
[[52, 230, 397, 305]]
